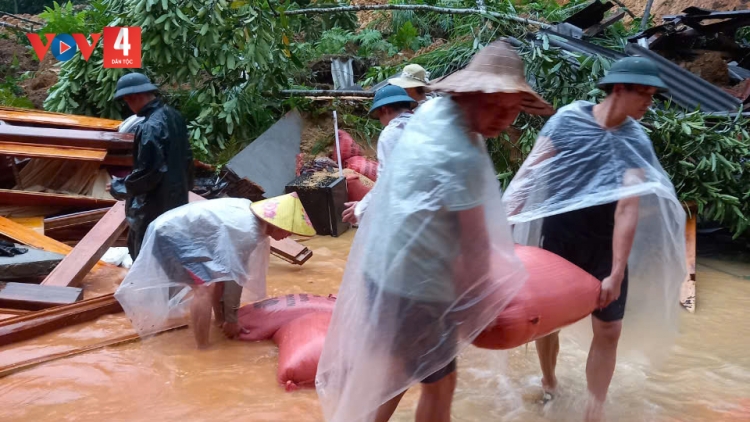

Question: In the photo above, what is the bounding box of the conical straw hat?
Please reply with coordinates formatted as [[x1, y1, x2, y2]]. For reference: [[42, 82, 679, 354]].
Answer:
[[250, 192, 316, 237], [427, 40, 554, 116]]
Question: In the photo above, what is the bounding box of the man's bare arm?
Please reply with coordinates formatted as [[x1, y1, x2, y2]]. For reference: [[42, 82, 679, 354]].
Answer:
[[611, 196, 639, 278]]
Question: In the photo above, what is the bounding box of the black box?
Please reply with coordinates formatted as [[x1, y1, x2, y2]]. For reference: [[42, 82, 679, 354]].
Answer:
[[285, 173, 350, 237]]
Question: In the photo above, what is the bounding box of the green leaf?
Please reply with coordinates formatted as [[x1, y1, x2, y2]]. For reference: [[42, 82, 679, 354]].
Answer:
[[162, 0, 168, 10], [681, 122, 691, 135]]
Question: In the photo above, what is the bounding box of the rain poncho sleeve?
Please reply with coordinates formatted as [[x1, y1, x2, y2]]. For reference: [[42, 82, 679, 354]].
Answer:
[[110, 99, 194, 259], [114, 198, 270, 336], [316, 97, 527, 422], [503, 101, 687, 366], [353, 112, 412, 222]]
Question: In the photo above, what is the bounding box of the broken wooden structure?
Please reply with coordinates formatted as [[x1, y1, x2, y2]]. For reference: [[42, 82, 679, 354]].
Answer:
[[0, 109, 316, 352]]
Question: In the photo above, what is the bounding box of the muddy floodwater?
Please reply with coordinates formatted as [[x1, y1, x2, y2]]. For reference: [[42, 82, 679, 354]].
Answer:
[[1, 230, 749, 421]]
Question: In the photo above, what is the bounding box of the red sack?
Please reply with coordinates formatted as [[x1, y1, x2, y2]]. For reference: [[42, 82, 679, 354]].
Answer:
[[332, 130, 362, 163], [472, 245, 601, 350], [237, 294, 336, 341], [343, 169, 374, 202], [273, 311, 332, 392], [345, 156, 379, 181]]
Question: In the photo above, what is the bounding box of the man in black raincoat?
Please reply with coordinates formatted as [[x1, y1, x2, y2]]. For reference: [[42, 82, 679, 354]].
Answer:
[[109, 73, 194, 259]]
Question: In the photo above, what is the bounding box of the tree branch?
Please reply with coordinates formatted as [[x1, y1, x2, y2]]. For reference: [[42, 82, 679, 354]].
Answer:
[[282, 89, 375, 97], [283, 4, 551, 29]]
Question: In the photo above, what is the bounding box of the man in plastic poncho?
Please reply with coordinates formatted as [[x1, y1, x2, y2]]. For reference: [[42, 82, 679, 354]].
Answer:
[[316, 40, 554, 422], [342, 86, 416, 225], [504, 57, 686, 422], [108, 73, 194, 260], [114, 193, 316, 349]]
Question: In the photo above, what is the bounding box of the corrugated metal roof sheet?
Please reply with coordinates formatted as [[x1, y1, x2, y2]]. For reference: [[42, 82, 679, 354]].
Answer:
[[540, 30, 626, 61], [624, 44, 742, 113], [537, 31, 742, 112]]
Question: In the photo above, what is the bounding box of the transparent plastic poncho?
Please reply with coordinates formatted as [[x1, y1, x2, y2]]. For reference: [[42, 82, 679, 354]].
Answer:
[[503, 101, 687, 366], [316, 97, 528, 422], [115, 198, 270, 337]]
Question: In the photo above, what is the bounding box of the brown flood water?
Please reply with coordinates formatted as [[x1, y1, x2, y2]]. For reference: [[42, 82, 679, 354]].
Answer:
[[1, 230, 749, 421]]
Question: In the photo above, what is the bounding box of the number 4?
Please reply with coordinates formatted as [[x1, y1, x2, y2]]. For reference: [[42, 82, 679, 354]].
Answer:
[[114, 27, 131, 57]]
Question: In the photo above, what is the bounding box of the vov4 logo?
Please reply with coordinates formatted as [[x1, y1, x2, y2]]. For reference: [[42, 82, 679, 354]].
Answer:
[[26, 27, 142, 68]]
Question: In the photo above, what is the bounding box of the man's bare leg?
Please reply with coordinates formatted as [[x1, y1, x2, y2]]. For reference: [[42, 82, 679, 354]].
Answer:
[[584, 318, 622, 422], [373, 391, 406, 422], [212, 282, 225, 326], [416, 371, 457, 422], [535, 332, 560, 401], [190, 284, 215, 349]]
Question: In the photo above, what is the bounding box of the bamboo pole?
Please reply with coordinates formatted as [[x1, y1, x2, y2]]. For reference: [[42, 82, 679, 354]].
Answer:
[[0, 324, 187, 379], [284, 4, 551, 29]]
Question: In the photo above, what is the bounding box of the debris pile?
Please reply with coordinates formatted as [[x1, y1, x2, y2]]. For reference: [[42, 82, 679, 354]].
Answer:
[[0, 108, 315, 354]]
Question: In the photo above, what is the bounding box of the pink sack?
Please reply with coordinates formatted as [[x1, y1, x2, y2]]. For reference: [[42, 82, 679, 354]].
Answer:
[[345, 156, 379, 181], [273, 311, 332, 392], [332, 130, 362, 162], [472, 245, 601, 350], [237, 294, 337, 341]]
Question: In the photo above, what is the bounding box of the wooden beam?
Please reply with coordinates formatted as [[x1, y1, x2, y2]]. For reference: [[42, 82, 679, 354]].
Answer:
[[0, 141, 107, 161], [0, 282, 83, 311], [680, 213, 697, 313], [0, 189, 117, 208], [0, 294, 122, 346], [44, 208, 110, 231], [188, 192, 313, 265], [0, 124, 133, 151], [41, 202, 127, 288], [0, 106, 123, 131]]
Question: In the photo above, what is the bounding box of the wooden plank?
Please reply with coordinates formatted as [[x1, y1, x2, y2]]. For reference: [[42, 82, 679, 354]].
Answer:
[[0, 282, 83, 311], [0, 308, 32, 316], [0, 215, 73, 255], [272, 237, 314, 265], [102, 154, 133, 167], [0, 294, 121, 346], [0, 189, 117, 208], [0, 141, 107, 161], [7, 216, 44, 235], [0, 106, 122, 131], [0, 124, 133, 151], [188, 192, 313, 265], [0, 324, 187, 378], [44, 208, 109, 231], [41, 202, 127, 288]]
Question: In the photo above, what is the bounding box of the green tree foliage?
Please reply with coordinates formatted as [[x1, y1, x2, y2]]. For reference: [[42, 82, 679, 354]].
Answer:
[[45, 0, 295, 160], [0, 0, 87, 15]]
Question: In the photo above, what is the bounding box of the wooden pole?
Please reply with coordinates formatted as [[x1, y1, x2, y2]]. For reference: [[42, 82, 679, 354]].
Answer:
[[283, 89, 374, 97], [284, 4, 551, 29], [641, 0, 655, 31]]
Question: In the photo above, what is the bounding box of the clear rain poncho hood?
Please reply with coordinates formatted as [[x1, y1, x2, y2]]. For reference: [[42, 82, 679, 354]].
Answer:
[[115, 198, 270, 336], [503, 101, 687, 366], [316, 97, 528, 422]]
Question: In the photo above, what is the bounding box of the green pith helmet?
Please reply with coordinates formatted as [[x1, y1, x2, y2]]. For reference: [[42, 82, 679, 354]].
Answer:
[[113, 73, 159, 100], [368, 85, 417, 116], [597, 56, 668, 92]]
